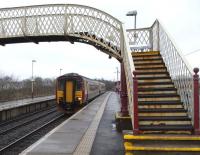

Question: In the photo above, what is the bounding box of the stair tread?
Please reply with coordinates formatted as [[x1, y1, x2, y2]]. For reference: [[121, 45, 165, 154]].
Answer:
[[133, 58, 163, 61], [134, 63, 165, 66], [137, 71, 169, 75], [138, 87, 177, 91], [139, 101, 183, 105], [138, 94, 179, 98], [139, 116, 191, 121], [139, 108, 187, 112], [136, 67, 167, 70], [124, 142, 200, 151], [138, 82, 174, 85], [139, 124, 193, 131], [137, 77, 171, 80]]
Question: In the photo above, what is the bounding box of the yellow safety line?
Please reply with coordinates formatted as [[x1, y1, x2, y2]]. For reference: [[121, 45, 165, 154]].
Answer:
[[115, 112, 131, 119], [124, 135, 200, 141], [124, 142, 200, 151]]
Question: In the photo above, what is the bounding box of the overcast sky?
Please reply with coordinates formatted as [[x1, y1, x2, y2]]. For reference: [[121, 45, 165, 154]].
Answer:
[[0, 0, 199, 80]]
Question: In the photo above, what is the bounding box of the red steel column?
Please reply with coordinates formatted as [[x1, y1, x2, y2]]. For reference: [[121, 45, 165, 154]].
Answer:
[[120, 62, 128, 116], [193, 68, 200, 134], [133, 71, 139, 134]]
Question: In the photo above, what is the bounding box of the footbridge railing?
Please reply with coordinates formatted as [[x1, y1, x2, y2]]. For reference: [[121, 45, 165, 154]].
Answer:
[[127, 20, 199, 133], [0, 4, 122, 60], [0, 4, 136, 130]]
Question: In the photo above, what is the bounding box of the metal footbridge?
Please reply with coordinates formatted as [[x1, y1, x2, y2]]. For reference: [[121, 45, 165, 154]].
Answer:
[[0, 4, 200, 154]]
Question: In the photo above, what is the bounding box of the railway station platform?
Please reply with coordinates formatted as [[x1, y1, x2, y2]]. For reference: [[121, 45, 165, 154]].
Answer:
[[20, 92, 124, 155], [0, 95, 55, 121]]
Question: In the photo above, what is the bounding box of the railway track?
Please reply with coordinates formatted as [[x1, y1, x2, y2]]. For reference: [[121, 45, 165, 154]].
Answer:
[[0, 107, 68, 155]]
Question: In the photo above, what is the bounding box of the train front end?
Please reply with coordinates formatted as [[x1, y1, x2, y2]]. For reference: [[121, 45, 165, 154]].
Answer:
[[56, 73, 84, 112]]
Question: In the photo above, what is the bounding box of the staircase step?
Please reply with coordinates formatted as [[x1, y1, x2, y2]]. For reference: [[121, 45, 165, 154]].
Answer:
[[137, 69, 167, 73], [138, 94, 179, 98], [138, 87, 177, 91], [133, 58, 163, 62], [139, 104, 183, 109], [124, 134, 200, 141], [139, 101, 183, 109], [139, 116, 190, 121], [138, 85, 174, 89], [133, 56, 162, 60], [138, 81, 173, 85], [136, 66, 167, 70], [140, 120, 191, 126], [137, 71, 168, 74], [137, 74, 169, 78], [134, 60, 163, 64], [138, 91, 177, 95], [135, 64, 165, 69], [139, 101, 183, 105], [139, 108, 188, 116], [139, 124, 193, 131], [132, 51, 160, 56], [138, 79, 172, 83], [124, 141, 200, 152], [139, 108, 186, 113]]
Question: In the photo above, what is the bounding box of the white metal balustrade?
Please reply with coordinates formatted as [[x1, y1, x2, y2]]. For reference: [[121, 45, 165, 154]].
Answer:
[[0, 4, 135, 128], [0, 4, 195, 130], [128, 20, 195, 125]]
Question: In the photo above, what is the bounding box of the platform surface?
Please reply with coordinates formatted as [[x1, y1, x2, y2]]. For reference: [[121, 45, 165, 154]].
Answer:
[[20, 92, 124, 155], [90, 92, 124, 155], [0, 95, 55, 111]]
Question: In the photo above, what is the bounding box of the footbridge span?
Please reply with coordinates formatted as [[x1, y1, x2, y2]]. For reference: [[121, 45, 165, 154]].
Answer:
[[0, 4, 200, 155]]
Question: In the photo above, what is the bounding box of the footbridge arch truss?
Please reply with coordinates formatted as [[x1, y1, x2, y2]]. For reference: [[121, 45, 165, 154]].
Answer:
[[0, 4, 135, 128], [0, 4, 126, 61]]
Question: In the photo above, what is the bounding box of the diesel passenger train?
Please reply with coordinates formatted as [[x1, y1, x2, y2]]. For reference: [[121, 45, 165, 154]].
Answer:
[[56, 73, 106, 112]]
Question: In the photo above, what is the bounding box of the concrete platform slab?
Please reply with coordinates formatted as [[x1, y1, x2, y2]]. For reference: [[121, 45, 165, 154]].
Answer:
[[20, 92, 115, 155], [0, 95, 55, 111]]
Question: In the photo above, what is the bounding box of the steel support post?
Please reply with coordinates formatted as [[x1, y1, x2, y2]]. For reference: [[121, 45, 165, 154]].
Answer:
[[120, 62, 128, 116], [133, 71, 139, 134], [193, 68, 200, 134]]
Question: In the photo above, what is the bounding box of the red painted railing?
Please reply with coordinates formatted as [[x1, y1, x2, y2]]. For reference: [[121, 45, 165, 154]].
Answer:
[[133, 71, 139, 134], [193, 68, 200, 135]]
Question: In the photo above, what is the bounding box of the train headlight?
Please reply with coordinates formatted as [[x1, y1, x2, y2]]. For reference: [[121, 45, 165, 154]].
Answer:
[[77, 97, 82, 101]]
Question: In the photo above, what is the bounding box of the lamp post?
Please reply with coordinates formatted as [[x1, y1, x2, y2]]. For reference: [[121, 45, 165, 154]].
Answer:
[[60, 68, 63, 76], [126, 10, 137, 45], [116, 67, 119, 81], [126, 10, 137, 29], [31, 60, 36, 99]]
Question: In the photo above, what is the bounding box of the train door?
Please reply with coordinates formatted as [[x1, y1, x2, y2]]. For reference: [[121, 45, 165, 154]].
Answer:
[[65, 81, 74, 103]]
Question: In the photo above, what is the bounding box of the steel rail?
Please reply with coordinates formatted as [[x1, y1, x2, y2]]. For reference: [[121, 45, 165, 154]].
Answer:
[[0, 113, 65, 153]]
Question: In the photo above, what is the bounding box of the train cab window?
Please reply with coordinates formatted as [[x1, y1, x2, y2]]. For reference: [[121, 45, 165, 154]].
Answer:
[[76, 80, 82, 90], [58, 79, 65, 91]]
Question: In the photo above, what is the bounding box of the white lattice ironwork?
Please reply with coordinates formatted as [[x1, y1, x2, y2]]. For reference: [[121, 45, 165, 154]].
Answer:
[[155, 21, 194, 122], [0, 4, 136, 126], [0, 4, 122, 60], [129, 20, 195, 124], [126, 27, 152, 51]]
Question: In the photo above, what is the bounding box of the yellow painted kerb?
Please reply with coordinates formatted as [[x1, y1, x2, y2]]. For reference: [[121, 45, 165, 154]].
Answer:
[[124, 135, 200, 141], [124, 142, 200, 151]]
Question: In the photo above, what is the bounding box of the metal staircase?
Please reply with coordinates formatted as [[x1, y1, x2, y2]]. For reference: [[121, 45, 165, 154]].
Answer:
[[133, 51, 193, 134], [122, 21, 200, 155]]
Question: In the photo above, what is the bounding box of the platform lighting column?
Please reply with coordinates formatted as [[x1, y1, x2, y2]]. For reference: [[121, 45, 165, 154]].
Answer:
[[60, 68, 63, 76], [31, 60, 36, 99], [126, 10, 137, 43]]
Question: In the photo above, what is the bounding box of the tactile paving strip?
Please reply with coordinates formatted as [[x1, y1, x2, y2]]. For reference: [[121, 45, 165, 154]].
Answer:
[[73, 92, 112, 155]]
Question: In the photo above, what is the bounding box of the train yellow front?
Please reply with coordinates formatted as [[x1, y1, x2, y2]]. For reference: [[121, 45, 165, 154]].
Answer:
[[56, 73, 105, 112]]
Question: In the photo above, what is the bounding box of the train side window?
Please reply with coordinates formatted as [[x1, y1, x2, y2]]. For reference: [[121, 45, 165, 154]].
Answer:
[[58, 79, 65, 91]]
